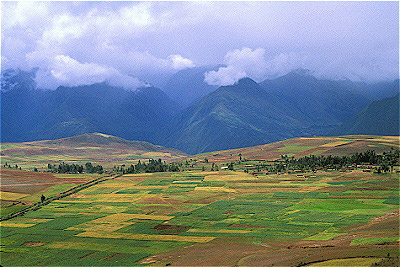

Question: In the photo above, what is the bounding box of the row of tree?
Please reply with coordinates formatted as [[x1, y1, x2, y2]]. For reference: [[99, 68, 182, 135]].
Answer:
[[237, 149, 399, 173], [113, 159, 180, 174], [47, 162, 103, 174], [279, 149, 399, 172], [3, 163, 22, 170]]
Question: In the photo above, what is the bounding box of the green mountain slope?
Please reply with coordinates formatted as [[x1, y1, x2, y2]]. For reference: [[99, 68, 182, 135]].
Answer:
[[167, 78, 330, 154], [331, 94, 399, 136]]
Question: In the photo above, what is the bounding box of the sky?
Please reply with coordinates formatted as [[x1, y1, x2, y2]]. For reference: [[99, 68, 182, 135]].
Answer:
[[1, 1, 399, 89]]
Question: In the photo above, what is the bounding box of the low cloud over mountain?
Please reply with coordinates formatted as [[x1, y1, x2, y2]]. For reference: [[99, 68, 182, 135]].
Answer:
[[2, 2, 398, 90]]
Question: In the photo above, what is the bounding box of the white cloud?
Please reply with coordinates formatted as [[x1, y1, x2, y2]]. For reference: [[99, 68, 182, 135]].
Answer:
[[2, 2, 196, 88], [204, 66, 246, 86], [204, 47, 398, 86], [224, 48, 268, 81], [168, 55, 195, 70], [204, 48, 308, 86], [33, 55, 147, 90], [264, 52, 309, 79]]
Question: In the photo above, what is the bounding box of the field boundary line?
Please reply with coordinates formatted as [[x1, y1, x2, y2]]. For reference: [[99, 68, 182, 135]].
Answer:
[[0, 173, 122, 221]]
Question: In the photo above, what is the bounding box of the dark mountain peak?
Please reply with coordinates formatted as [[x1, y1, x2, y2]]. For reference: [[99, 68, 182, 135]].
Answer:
[[235, 77, 259, 87], [214, 77, 262, 96]]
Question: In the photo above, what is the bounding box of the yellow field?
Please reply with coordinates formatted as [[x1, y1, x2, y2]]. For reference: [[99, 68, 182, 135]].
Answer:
[[285, 209, 301, 215], [122, 173, 154, 177], [142, 152, 172, 157], [187, 229, 251, 234], [299, 186, 325, 193], [99, 183, 167, 190], [299, 137, 332, 140], [90, 213, 174, 224], [66, 222, 132, 232], [194, 187, 236, 193], [76, 231, 215, 243], [204, 174, 257, 181], [0, 191, 29, 201], [48, 241, 110, 251], [0, 222, 36, 228], [172, 180, 202, 183], [321, 141, 351, 147], [94, 194, 144, 202], [309, 257, 383, 266], [53, 199, 94, 203], [367, 137, 399, 143]]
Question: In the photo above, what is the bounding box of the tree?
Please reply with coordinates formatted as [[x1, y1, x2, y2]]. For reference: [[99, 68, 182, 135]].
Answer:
[[228, 162, 234, 171], [33, 167, 38, 172]]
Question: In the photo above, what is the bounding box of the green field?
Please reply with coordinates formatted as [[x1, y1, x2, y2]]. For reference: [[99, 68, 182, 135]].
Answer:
[[1, 170, 398, 266]]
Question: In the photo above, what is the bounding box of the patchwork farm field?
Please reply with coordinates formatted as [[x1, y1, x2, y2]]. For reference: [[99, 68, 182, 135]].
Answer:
[[195, 135, 399, 163], [1, 170, 399, 266], [0, 169, 102, 217]]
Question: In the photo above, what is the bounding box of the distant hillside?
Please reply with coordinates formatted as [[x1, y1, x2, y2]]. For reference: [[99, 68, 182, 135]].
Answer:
[[331, 94, 399, 136], [1, 133, 187, 168], [192, 135, 399, 163], [259, 69, 370, 125]]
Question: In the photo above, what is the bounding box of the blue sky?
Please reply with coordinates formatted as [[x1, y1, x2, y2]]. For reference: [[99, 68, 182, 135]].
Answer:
[[2, 1, 398, 89]]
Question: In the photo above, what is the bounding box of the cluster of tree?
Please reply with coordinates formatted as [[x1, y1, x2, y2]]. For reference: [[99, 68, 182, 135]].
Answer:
[[209, 162, 220, 171], [47, 162, 103, 174], [3, 162, 22, 170], [277, 149, 399, 172], [114, 159, 180, 174], [231, 149, 399, 174]]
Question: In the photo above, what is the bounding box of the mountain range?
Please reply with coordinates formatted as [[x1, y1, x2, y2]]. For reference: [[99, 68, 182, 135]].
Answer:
[[1, 71, 177, 144], [1, 68, 398, 154]]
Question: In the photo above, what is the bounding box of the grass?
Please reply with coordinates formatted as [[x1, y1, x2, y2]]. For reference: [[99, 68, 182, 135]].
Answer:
[[1, 168, 399, 266], [0, 192, 29, 201], [351, 237, 399, 246]]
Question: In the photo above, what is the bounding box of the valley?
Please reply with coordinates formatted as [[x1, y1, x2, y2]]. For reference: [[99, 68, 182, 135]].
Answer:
[[1, 2, 398, 266], [1, 135, 399, 266]]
